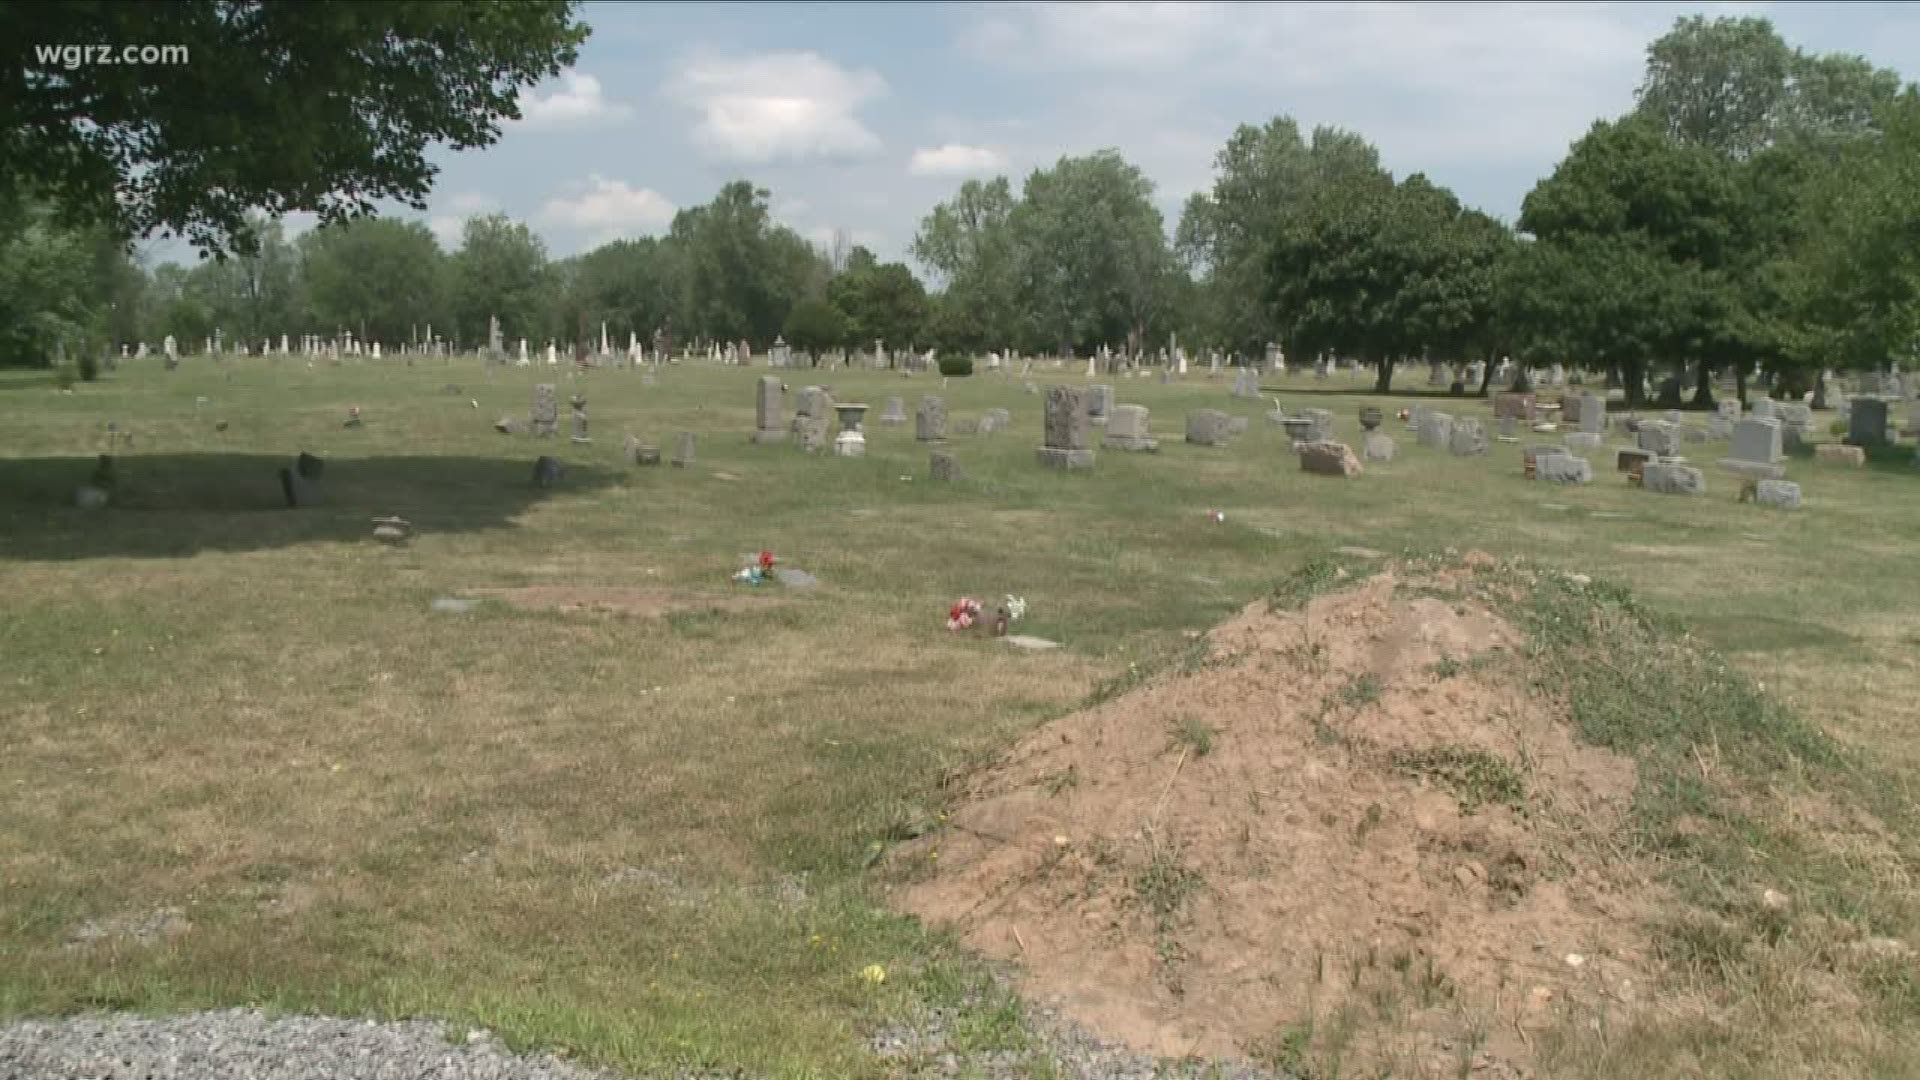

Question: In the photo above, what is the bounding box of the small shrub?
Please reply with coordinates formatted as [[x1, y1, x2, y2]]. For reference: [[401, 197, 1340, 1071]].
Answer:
[[1829, 418, 1848, 437], [77, 351, 100, 382], [937, 354, 974, 377]]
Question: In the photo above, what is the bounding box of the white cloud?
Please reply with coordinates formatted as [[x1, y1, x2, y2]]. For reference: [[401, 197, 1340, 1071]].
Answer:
[[539, 175, 676, 239], [518, 73, 633, 130], [908, 144, 1010, 176], [666, 51, 886, 163]]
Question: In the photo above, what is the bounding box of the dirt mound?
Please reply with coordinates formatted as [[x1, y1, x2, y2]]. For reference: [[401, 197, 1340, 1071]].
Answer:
[[893, 563, 1662, 1078]]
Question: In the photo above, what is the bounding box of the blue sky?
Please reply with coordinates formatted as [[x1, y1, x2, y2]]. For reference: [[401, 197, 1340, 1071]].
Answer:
[[172, 1, 1920, 269]]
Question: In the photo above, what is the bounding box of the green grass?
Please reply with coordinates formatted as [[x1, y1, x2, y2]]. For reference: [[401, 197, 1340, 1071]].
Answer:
[[2, 360, 1919, 1078]]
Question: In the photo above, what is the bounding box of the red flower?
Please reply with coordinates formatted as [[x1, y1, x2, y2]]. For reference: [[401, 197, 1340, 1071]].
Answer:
[[758, 550, 776, 571]]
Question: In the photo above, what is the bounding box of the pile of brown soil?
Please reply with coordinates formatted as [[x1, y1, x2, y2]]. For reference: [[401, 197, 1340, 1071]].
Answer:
[[892, 561, 1665, 1078]]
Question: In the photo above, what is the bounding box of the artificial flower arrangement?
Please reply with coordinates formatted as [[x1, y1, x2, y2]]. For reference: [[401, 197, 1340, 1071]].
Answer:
[[949, 594, 1027, 634], [731, 550, 778, 585]]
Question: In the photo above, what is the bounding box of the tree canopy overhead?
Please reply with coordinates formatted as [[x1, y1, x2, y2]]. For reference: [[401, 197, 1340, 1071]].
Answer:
[[2, 1, 588, 255]]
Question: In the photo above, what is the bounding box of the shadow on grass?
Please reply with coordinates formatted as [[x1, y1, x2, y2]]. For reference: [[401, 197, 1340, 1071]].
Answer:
[[0, 452, 622, 561]]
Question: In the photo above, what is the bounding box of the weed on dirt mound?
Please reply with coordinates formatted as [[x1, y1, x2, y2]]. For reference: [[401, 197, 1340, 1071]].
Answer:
[[889, 552, 1919, 1079]]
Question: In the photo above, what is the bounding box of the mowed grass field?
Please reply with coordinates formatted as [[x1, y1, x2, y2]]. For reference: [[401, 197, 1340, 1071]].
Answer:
[[1, 357, 1917, 1078]]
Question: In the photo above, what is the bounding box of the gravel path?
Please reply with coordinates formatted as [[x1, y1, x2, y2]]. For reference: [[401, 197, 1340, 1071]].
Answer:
[[0, 1011, 651, 1080], [1, 1004, 1288, 1080]]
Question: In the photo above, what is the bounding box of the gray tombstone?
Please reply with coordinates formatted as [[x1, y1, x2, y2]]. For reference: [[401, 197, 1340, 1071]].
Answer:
[[530, 384, 558, 437], [1417, 411, 1454, 448], [1363, 433, 1397, 461], [1752, 479, 1801, 509], [1186, 409, 1232, 447], [752, 376, 787, 443], [1449, 418, 1489, 456], [1037, 386, 1096, 469], [1535, 452, 1593, 484], [532, 455, 564, 488], [671, 432, 696, 467], [1642, 462, 1706, 496], [915, 396, 947, 442], [879, 396, 907, 425], [1102, 404, 1159, 451], [1087, 384, 1114, 427], [930, 450, 963, 482], [1636, 421, 1681, 457], [570, 395, 590, 443]]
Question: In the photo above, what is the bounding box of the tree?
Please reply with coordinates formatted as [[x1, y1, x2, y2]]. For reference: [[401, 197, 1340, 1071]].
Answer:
[[782, 297, 844, 359], [1008, 150, 1173, 354], [670, 181, 824, 343], [567, 237, 676, 345], [300, 217, 446, 344], [912, 177, 1019, 352], [2, 2, 588, 255], [1519, 116, 1744, 405], [1635, 15, 1903, 159], [828, 248, 928, 354], [451, 213, 554, 346], [0, 193, 113, 366]]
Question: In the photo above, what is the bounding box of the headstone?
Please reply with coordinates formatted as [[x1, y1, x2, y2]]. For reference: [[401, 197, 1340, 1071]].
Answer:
[[1728, 417, 1783, 465], [1225, 416, 1249, 435], [979, 407, 1012, 434], [671, 432, 696, 468], [1752, 479, 1801, 509], [1617, 447, 1654, 475], [1752, 398, 1777, 421], [1087, 384, 1114, 427], [751, 376, 787, 443], [1637, 421, 1681, 457], [1847, 398, 1890, 447], [1417, 411, 1454, 449], [1497, 414, 1518, 441], [530, 384, 558, 437], [532, 456, 564, 488], [1185, 409, 1232, 447], [570, 394, 589, 443], [1816, 443, 1867, 467], [1363, 433, 1397, 461], [1578, 393, 1607, 435], [930, 450, 963, 482], [1493, 392, 1536, 424], [1036, 386, 1096, 470], [1642, 462, 1706, 496], [1534, 452, 1593, 484], [879, 396, 907, 425], [1565, 432, 1604, 454], [1717, 399, 1741, 420], [1300, 440, 1362, 478], [1102, 404, 1159, 451], [915, 396, 947, 442], [1448, 418, 1488, 456]]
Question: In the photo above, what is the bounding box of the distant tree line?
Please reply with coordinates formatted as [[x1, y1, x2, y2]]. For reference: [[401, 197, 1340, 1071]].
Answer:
[[4, 7, 1919, 406]]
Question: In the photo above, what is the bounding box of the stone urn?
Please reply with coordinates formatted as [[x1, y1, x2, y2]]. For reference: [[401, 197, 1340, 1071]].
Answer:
[[833, 402, 870, 457], [1359, 406, 1383, 432]]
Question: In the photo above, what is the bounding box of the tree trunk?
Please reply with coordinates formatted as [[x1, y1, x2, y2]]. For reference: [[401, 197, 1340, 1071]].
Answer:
[[1655, 368, 1685, 410], [1735, 365, 1748, 407], [1374, 354, 1395, 394], [1811, 371, 1828, 410], [1692, 360, 1716, 410], [1623, 358, 1646, 408], [1477, 352, 1496, 397]]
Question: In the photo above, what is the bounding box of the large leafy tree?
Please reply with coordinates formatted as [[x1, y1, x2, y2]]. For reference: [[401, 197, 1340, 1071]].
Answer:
[[300, 217, 446, 345], [450, 213, 554, 346], [1007, 150, 1175, 355], [911, 177, 1019, 352], [827, 247, 928, 354], [670, 181, 823, 343], [2, 1, 588, 255]]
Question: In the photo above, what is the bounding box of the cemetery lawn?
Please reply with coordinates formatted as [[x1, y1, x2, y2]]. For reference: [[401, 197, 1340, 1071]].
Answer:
[[2, 360, 1918, 1079]]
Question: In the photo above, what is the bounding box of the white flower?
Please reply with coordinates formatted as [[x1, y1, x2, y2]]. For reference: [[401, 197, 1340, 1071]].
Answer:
[[1005, 596, 1027, 621]]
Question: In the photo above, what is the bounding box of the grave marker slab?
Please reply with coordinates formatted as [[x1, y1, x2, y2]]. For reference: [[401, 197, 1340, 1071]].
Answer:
[[1186, 409, 1232, 447], [1037, 386, 1096, 469]]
